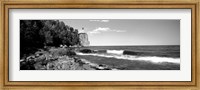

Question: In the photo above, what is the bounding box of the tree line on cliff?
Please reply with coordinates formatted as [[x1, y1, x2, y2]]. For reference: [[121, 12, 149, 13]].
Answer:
[[20, 20, 80, 57]]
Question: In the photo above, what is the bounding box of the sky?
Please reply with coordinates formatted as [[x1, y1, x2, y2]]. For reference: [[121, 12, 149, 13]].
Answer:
[[60, 19, 180, 46]]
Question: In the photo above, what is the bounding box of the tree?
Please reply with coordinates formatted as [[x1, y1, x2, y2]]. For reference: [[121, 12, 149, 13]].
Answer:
[[20, 20, 80, 58], [20, 20, 44, 58]]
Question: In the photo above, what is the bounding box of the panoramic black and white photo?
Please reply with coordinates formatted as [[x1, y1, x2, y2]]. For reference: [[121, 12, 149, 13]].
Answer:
[[20, 19, 180, 70]]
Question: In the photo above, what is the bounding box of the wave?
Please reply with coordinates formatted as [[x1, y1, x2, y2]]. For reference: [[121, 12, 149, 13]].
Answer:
[[95, 50, 137, 55], [94, 50, 143, 55], [76, 52, 180, 64], [107, 50, 124, 55], [92, 50, 179, 58]]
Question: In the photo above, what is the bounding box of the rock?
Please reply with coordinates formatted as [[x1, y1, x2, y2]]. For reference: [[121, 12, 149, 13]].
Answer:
[[41, 60, 48, 65], [98, 67, 105, 70], [20, 61, 35, 70], [35, 55, 46, 62], [123, 51, 139, 55], [34, 62, 46, 70], [46, 62, 55, 70], [78, 33, 90, 46], [99, 64, 106, 67], [60, 44, 63, 48], [74, 57, 81, 63], [67, 50, 76, 56], [35, 52, 43, 57], [79, 49, 93, 53], [83, 64, 93, 70], [26, 55, 35, 61]]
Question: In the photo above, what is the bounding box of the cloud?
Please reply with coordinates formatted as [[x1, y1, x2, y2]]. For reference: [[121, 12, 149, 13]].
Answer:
[[89, 27, 126, 34], [101, 20, 109, 22], [89, 20, 109, 22]]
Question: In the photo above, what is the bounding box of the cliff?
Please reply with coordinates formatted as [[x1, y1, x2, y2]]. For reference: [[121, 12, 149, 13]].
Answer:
[[78, 33, 90, 46]]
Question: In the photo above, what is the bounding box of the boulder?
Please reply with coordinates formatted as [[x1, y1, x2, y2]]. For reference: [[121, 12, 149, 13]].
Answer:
[[79, 49, 93, 53]]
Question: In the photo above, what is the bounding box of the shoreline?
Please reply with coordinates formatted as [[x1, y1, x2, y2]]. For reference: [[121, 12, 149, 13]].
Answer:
[[20, 47, 116, 70], [20, 47, 180, 70]]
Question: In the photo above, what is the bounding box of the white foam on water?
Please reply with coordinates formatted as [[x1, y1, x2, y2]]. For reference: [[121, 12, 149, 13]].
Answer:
[[106, 50, 124, 55], [76, 52, 180, 64]]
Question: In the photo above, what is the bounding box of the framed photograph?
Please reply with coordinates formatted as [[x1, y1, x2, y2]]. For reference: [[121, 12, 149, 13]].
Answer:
[[1, 0, 199, 90]]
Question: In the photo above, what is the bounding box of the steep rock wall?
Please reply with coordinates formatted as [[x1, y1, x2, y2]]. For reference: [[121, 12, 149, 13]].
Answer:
[[78, 33, 90, 46]]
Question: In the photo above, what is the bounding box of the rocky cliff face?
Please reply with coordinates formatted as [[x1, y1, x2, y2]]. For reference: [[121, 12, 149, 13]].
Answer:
[[79, 33, 90, 46]]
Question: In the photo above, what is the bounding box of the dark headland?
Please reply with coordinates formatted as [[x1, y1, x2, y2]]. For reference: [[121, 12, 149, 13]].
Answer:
[[20, 20, 114, 70]]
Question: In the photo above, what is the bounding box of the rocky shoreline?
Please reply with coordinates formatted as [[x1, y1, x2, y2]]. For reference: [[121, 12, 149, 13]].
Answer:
[[20, 47, 115, 70]]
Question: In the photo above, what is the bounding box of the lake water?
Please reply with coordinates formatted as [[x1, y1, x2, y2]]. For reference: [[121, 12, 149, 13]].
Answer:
[[77, 45, 180, 64]]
